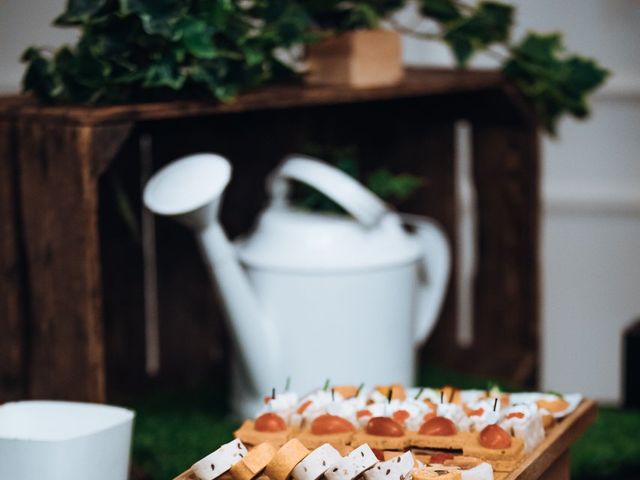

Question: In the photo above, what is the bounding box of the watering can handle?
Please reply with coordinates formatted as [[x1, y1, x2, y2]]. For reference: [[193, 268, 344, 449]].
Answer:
[[268, 155, 389, 228], [401, 214, 451, 346]]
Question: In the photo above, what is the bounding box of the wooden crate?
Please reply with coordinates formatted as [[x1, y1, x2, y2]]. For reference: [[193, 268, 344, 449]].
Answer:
[[0, 69, 540, 402]]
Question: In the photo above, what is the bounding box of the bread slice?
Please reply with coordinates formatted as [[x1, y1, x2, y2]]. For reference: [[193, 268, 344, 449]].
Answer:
[[296, 430, 354, 450], [230, 443, 277, 480], [264, 439, 310, 480]]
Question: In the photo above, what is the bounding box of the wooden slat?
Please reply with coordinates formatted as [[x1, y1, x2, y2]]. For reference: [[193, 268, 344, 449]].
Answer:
[[0, 117, 24, 401], [384, 120, 458, 365], [471, 124, 540, 387], [507, 399, 598, 480], [16, 69, 529, 125], [17, 121, 108, 401]]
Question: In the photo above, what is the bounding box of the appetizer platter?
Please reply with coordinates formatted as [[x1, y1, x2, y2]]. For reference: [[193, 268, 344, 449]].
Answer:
[[174, 384, 596, 480]]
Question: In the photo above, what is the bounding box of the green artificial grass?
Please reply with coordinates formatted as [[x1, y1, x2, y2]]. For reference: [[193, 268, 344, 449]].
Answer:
[[570, 406, 640, 478], [128, 386, 238, 479], [124, 367, 640, 479]]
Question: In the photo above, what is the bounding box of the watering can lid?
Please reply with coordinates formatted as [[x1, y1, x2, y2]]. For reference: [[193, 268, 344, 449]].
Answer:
[[237, 155, 423, 272]]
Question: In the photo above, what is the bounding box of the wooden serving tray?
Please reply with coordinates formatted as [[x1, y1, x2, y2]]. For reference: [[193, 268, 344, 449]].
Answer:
[[502, 399, 597, 480], [176, 400, 597, 480]]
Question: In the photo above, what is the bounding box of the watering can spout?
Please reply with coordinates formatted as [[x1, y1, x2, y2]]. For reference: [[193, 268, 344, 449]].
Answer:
[[143, 153, 281, 397]]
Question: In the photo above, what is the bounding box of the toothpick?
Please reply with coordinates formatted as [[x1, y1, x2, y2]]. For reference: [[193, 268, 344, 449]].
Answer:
[[440, 390, 444, 404], [272, 388, 276, 400], [414, 387, 424, 400], [284, 376, 291, 392], [493, 398, 498, 412], [331, 387, 335, 402], [323, 379, 330, 391], [356, 382, 364, 396], [387, 387, 393, 403]]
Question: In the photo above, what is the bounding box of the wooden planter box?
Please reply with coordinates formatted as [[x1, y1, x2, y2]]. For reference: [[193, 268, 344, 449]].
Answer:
[[0, 69, 540, 403], [305, 29, 404, 88]]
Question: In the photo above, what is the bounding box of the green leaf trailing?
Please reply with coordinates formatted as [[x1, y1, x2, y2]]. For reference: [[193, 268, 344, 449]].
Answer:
[[22, 0, 608, 133], [503, 33, 609, 134]]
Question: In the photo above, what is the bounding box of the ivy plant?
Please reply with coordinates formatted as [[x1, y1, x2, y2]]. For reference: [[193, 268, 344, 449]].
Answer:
[[22, 0, 314, 104], [295, 144, 423, 213], [22, 0, 609, 133]]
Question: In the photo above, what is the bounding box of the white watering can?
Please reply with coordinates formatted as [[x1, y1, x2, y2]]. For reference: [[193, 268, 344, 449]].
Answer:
[[144, 154, 450, 417]]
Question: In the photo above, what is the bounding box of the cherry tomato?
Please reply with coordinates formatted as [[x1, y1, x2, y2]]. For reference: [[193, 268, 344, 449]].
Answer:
[[366, 417, 405, 437], [311, 414, 355, 435], [419, 416, 457, 436], [255, 412, 287, 432], [479, 424, 512, 449]]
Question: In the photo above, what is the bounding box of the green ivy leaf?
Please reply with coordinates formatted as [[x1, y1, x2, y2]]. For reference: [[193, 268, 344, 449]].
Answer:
[[143, 52, 185, 90], [367, 169, 424, 203], [419, 0, 461, 23], [504, 32, 609, 133], [177, 16, 216, 59], [21, 48, 61, 101], [444, 1, 514, 66], [54, 0, 108, 26], [190, 61, 238, 101], [566, 56, 609, 93], [121, 0, 187, 37]]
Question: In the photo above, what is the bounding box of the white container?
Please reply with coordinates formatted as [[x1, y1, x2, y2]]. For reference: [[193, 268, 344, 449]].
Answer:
[[0, 401, 134, 480], [144, 154, 451, 417]]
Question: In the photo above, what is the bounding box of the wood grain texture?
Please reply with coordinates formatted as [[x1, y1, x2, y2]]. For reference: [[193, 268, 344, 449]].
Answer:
[[16, 69, 532, 126], [16, 120, 112, 401], [471, 124, 540, 386], [0, 117, 24, 401], [537, 451, 569, 480], [506, 399, 597, 480]]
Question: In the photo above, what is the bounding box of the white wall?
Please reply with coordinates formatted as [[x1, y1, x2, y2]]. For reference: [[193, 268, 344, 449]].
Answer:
[[399, 0, 640, 404], [2, 0, 638, 403]]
